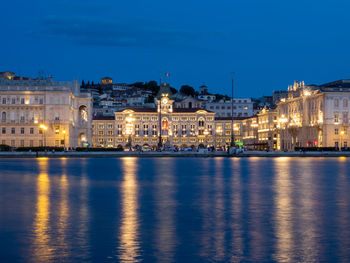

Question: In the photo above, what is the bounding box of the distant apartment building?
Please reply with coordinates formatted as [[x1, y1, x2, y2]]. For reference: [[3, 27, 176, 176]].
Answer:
[[206, 98, 254, 117], [174, 96, 205, 109], [276, 80, 350, 150], [273, 90, 288, 104], [0, 73, 92, 148], [197, 85, 216, 102]]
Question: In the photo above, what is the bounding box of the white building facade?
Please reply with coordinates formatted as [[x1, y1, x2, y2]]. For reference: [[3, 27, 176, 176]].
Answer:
[[277, 80, 350, 150], [206, 98, 254, 118], [0, 75, 92, 148]]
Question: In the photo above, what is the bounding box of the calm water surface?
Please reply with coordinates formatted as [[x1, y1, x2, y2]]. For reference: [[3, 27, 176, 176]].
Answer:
[[0, 157, 350, 262]]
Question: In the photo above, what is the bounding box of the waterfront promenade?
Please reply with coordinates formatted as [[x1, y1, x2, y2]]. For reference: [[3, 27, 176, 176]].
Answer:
[[1, 151, 350, 158]]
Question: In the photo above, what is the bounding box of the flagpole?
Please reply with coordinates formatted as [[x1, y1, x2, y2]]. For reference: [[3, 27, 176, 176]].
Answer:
[[158, 71, 162, 150], [231, 72, 235, 148]]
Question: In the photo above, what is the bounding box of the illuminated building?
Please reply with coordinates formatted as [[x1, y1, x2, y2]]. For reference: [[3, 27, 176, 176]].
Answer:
[[101, 77, 113, 85], [257, 108, 278, 150], [214, 117, 243, 149], [113, 88, 216, 149], [92, 116, 115, 147], [242, 116, 259, 150], [91, 84, 245, 150], [0, 74, 92, 148], [206, 98, 254, 118], [277, 80, 350, 150]]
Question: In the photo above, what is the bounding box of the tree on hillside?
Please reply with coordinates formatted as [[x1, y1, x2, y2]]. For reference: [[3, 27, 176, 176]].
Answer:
[[170, 87, 178, 94], [180, 85, 195, 97]]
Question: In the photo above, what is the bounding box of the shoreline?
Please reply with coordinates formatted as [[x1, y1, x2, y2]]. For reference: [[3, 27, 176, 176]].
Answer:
[[1, 151, 350, 158]]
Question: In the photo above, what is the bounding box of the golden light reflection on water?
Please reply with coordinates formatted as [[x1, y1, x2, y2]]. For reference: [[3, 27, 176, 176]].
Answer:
[[273, 157, 293, 263], [247, 158, 267, 261], [57, 158, 70, 257], [118, 157, 141, 262], [77, 159, 90, 256], [336, 158, 350, 262], [296, 160, 318, 262], [33, 158, 53, 262], [199, 159, 211, 259], [154, 159, 176, 261], [230, 158, 243, 262], [213, 158, 226, 261]]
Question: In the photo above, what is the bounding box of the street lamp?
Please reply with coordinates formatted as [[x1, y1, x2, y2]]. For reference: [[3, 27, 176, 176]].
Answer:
[[39, 124, 47, 147], [203, 129, 209, 148], [62, 130, 66, 149], [340, 130, 345, 151]]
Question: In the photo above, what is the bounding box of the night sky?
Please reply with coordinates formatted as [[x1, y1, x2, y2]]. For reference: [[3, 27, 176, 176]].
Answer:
[[2, 0, 350, 97]]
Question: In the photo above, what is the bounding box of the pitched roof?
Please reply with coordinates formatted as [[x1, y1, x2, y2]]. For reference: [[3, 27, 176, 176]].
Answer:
[[173, 108, 214, 113], [93, 116, 115, 120], [115, 107, 157, 113], [215, 117, 247, 121]]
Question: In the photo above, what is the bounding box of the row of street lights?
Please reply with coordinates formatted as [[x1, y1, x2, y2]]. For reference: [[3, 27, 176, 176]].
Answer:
[[39, 124, 66, 147]]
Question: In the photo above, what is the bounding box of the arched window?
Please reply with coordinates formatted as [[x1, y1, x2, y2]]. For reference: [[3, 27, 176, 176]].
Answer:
[[79, 105, 88, 123], [198, 117, 205, 127], [1, 112, 6, 121], [162, 118, 168, 131]]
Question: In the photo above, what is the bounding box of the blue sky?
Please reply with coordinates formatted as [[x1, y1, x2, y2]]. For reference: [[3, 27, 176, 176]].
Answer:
[[1, 0, 350, 97]]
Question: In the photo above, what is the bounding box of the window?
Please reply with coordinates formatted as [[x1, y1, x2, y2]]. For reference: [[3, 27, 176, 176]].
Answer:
[[198, 118, 205, 127], [20, 112, 24, 121], [11, 128, 15, 134], [20, 98, 25, 104], [344, 99, 348, 107], [2, 128, 6, 134], [107, 130, 113, 135], [107, 124, 113, 129], [334, 113, 339, 123], [2, 112, 6, 121], [55, 113, 60, 120], [30, 128, 34, 134], [182, 125, 187, 135], [21, 128, 24, 134], [98, 131, 104, 135], [335, 128, 339, 135], [55, 127, 59, 134], [2, 98, 6, 104], [11, 98, 15, 104], [334, 99, 339, 107], [343, 112, 348, 124], [30, 140, 33, 147], [11, 140, 15, 147], [344, 141, 348, 148], [20, 140, 24, 147], [39, 98, 43, 104]]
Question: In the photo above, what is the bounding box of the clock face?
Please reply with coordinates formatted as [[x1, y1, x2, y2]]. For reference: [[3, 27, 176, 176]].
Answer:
[[162, 98, 168, 104]]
